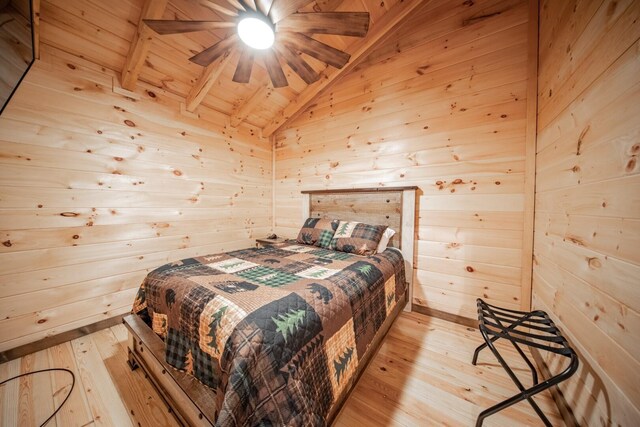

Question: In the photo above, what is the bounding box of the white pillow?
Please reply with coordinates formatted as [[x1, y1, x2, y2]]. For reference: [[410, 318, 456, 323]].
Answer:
[[376, 228, 396, 253]]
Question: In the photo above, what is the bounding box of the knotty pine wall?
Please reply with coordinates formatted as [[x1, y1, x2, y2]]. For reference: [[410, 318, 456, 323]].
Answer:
[[0, 46, 272, 352], [274, 0, 535, 319], [533, 0, 640, 424]]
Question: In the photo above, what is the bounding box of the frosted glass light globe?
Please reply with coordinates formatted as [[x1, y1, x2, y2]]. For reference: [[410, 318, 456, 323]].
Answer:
[[237, 17, 274, 50]]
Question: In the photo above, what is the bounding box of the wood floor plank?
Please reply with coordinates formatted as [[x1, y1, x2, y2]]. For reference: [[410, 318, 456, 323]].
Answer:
[[18, 350, 58, 427], [33, 351, 58, 427], [91, 327, 180, 427], [0, 358, 20, 427], [0, 313, 562, 426], [47, 342, 94, 426], [70, 335, 132, 426]]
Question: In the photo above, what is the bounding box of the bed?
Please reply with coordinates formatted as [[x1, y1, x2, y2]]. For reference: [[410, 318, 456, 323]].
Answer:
[[123, 187, 417, 426]]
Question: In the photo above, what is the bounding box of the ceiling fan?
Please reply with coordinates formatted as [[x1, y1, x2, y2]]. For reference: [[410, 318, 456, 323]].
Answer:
[[143, 0, 370, 88]]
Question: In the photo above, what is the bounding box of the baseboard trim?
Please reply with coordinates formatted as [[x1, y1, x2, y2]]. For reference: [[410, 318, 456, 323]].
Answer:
[[0, 315, 124, 363], [412, 304, 478, 329], [529, 347, 579, 427]]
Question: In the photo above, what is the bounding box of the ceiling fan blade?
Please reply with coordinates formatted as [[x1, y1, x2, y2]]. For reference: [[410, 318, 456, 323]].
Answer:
[[268, 0, 313, 24], [242, 0, 258, 11], [144, 20, 235, 35], [200, 0, 238, 17], [263, 49, 288, 88], [255, 0, 274, 16], [233, 48, 255, 83], [281, 32, 350, 69], [275, 44, 319, 85], [276, 12, 370, 37], [225, 0, 247, 11], [189, 34, 238, 66]]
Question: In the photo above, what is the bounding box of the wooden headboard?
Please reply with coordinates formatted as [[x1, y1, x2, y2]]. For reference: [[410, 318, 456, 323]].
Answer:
[[301, 187, 418, 312]]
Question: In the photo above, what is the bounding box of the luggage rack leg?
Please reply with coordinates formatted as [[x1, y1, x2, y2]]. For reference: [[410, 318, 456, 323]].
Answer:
[[472, 310, 539, 385]]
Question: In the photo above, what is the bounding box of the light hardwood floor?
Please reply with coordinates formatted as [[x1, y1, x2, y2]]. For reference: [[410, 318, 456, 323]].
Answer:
[[0, 313, 563, 426]]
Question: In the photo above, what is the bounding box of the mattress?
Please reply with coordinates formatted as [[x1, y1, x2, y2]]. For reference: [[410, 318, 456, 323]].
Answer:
[[132, 241, 406, 426]]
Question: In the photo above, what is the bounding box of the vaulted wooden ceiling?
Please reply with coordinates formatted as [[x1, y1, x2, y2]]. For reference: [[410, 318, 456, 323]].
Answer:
[[39, 0, 424, 136]]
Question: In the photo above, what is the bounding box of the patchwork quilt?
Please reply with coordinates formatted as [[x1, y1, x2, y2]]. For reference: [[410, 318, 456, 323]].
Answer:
[[132, 241, 406, 426]]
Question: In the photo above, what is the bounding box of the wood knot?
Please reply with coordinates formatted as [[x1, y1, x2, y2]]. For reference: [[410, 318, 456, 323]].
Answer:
[[452, 178, 463, 184], [416, 65, 429, 75], [466, 266, 474, 272], [72, 234, 80, 239], [2, 240, 12, 247], [587, 257, 601, 269], [124, 119, 135, 127], [114, 156, 124, 162], [173, 170, 183, 176], [625, 157, 636, 172], [576, 125, 590, 155], [66, 63, 76, 70], [571, 165, 580, 173], [37, 319, 47, 324], [60, 212, 79, 217], [565, 235, 585, 246]]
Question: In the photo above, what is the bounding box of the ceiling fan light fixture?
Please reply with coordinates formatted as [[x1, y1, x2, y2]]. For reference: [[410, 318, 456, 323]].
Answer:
[[237, 15, 274, 50]]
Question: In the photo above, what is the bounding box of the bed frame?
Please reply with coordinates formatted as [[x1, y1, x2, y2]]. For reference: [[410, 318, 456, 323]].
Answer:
[[123, 186, 417, 426]]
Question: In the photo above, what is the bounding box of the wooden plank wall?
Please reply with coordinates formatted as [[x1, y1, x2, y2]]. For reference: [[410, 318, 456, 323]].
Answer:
[[533, 0, 640, 424], [274, 0, 535, 320], [0, 46, 272, 352]]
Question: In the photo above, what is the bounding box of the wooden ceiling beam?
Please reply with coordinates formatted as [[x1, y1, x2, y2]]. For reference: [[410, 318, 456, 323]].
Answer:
[[120, 0, 169, 91], [230, 85, 273, 127], [32, 0, 41, 59], [262, 0, 427, 137], [185, 50, 235, 113]]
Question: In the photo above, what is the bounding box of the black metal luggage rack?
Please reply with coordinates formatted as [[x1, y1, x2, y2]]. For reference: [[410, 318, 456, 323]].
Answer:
[[472, 299, 579, 426]]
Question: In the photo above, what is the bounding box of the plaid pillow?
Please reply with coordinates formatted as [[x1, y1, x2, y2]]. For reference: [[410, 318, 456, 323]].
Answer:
[[330, 221, 388, 256], [296, 218, 339, 248]]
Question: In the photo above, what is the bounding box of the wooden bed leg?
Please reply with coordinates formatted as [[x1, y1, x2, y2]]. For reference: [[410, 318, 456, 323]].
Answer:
[[127, 349, 140, 371]]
